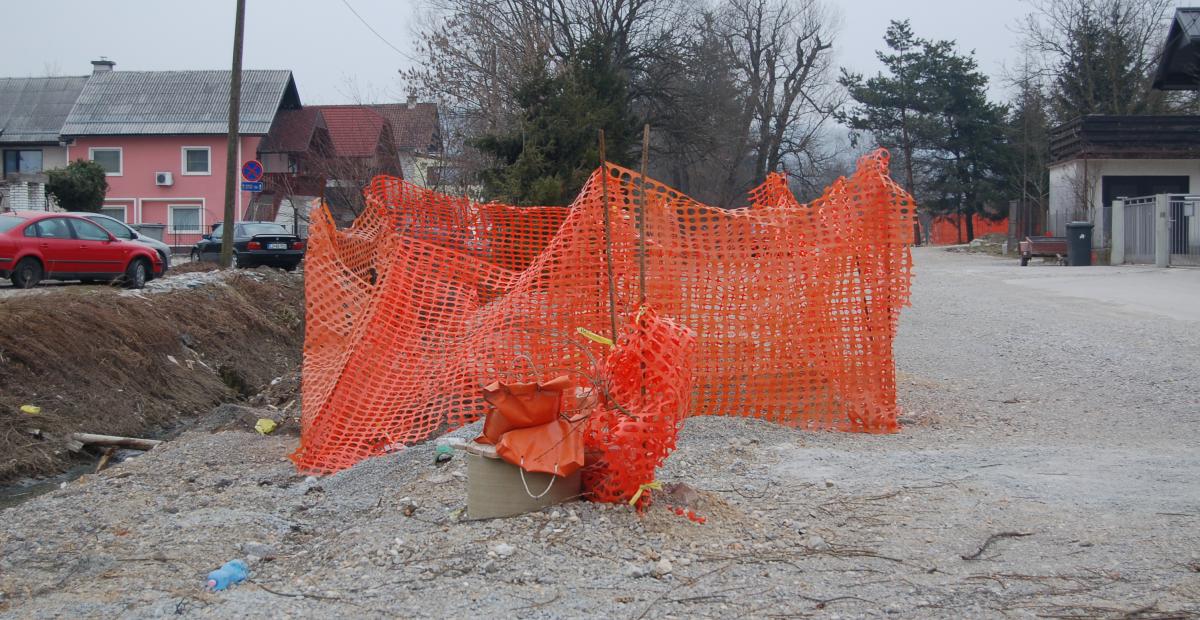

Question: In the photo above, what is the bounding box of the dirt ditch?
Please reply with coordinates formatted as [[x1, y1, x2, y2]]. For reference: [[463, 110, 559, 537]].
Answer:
[[0, 269, 304, 484]]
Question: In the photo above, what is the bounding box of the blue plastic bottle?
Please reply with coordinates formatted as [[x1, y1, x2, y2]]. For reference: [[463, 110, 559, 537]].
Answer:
[[206, 560, 249, 591]]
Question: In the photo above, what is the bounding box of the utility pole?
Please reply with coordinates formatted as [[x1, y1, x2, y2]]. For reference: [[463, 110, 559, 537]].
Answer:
[[219, 0, 246, 269]]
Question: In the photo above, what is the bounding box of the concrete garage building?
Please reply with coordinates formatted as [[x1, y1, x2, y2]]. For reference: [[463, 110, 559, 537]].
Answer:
[[1047, 115, 1200, 254]]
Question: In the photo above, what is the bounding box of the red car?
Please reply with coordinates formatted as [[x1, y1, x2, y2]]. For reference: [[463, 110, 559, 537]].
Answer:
[[0, 211, 164, 289]]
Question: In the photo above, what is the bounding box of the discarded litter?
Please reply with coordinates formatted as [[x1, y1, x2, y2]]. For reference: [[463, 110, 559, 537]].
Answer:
[[19, 404, 41, 415], [254, 419, 278, 435], [433, 444, 453, 465], [205, 559, 248, 591]]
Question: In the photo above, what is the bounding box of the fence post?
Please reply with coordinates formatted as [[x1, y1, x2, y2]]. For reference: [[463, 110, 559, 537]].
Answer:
[[1155, 194, 1170, 268], [1110, 199, 1124, 265]]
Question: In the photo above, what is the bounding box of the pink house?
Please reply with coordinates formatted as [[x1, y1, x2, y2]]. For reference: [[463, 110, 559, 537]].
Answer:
[[59, 61, 302, 249]]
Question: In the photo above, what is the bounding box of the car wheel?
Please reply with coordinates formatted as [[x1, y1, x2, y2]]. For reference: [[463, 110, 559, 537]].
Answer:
[[10, 258, 43, 289], [124, 259, 149, 289]]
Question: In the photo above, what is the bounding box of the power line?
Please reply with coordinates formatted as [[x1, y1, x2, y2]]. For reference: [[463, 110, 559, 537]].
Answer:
[[340, 0, 408, 59]]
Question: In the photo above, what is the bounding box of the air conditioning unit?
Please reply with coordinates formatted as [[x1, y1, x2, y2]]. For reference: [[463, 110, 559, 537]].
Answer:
[[155, 171, 173, 186]]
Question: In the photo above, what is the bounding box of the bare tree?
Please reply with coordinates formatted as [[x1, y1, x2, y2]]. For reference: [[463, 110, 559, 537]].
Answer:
[[716, 0, 840, 204], [1003, 52, 1053, 234], [404, 0, 842, 205]]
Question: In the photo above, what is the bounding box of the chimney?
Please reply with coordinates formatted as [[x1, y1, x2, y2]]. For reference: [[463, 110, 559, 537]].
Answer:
[[91, 59, 116, 74], [407, 93, 418, 106]]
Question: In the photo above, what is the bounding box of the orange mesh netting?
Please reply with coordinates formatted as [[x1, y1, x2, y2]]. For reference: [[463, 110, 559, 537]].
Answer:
[[583, 305, 697, 506], [292, 149, 914, 475], [929, 214, 1009, 245]]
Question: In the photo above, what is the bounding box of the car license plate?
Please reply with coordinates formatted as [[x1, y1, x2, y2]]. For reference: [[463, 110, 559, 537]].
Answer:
[[267, 243, 286, 250]]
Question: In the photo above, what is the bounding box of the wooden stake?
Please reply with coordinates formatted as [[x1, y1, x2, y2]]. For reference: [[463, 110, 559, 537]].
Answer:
[[636, 124, 651, 400], [598, 130, 619, 342], [637, 124, 650, 305]]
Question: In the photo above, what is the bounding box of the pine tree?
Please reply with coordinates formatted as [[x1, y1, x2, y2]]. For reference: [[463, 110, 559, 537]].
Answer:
[[839, 20, 1010, 241], [838, 21, 933, 201], [473, 38, 639, 206]]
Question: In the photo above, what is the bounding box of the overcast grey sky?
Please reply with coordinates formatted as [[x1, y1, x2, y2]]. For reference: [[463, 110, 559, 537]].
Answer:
[[0, 0, 1086, 104]]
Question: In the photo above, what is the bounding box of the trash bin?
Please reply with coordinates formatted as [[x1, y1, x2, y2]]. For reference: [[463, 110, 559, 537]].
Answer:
[[1066, 221, 1094, 266], [131, 223, 165, 242]]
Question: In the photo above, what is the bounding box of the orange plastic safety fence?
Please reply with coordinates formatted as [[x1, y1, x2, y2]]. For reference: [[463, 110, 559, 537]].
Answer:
[[583, 305, 696, 507], [929, 214, 1008, 245], [292, 149, 914, 475]]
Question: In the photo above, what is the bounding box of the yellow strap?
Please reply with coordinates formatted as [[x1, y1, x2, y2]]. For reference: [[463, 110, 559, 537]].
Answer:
[[629, 480, 663, 506], [576, 327, 614, 348]]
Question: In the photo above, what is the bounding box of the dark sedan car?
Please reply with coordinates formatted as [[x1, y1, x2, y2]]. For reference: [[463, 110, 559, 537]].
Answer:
[[190, 222, 305, 270]]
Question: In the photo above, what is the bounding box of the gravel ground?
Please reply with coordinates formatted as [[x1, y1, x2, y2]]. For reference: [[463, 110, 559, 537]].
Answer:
[[1, 248, 1198, 619]]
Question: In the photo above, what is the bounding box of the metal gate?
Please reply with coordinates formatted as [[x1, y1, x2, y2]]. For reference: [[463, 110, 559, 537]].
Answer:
[[1123, 197, 1157, 265], [1169, 196, 1200, 266]]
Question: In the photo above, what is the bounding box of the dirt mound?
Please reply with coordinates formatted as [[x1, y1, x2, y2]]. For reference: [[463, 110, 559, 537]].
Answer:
[[0, 270, 304, 482], [166, 260, 220, 275]]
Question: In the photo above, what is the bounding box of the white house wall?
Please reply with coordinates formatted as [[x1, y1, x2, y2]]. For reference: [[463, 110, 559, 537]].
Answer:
[[1048, 161, 1080, 237], [41, 145, 69, 170]]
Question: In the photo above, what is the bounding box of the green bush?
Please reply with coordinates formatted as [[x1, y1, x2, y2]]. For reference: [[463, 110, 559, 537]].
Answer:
[[46, 159, 109, 212]]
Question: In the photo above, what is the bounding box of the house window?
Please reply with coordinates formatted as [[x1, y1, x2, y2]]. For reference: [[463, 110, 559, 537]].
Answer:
[[2, 149, 43, 175], [99, 206, 127, 222], [89, 148, 122, 176], [168, 205, 203, 234], [182, 147, 211, 175]]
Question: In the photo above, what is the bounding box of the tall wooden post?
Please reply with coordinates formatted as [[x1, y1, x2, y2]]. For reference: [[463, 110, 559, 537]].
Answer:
[[219, 0, 246, 269]]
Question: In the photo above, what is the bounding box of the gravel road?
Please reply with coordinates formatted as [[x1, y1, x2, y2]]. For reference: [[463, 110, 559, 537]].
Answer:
[[1, 248, 1197, 619]]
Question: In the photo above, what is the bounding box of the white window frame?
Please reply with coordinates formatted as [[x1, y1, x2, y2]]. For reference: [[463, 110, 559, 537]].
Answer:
[[88, 147, 123, 176], [181, 146, 212, 176], [98, 204, 128, 223], [167, 204, 204, 234]]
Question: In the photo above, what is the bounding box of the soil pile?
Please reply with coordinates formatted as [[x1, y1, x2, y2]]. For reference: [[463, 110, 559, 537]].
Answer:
[[0, 269, 304, 482]]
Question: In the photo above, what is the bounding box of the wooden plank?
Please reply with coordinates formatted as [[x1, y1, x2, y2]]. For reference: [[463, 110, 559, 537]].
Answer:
[[70, 433, 162, 451]]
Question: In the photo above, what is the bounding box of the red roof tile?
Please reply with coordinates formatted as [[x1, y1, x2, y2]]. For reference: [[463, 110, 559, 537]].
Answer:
[[370, 103, 441, 154], [312, 105, 388, 158], [260, 108, 324, 153]]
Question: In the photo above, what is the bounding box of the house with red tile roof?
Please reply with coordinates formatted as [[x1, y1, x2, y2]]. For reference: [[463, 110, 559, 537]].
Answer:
[[308, 105, 403, 224], [368, 100, 442, 187], [253, 107, 333, 235]]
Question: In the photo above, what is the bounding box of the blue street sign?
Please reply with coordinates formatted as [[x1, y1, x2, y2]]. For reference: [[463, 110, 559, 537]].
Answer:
[[241, 181, 263, 192]]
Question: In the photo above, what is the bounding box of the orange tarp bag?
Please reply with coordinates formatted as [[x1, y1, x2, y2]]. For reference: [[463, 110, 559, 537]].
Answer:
[[478, 376, 584, 477]]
